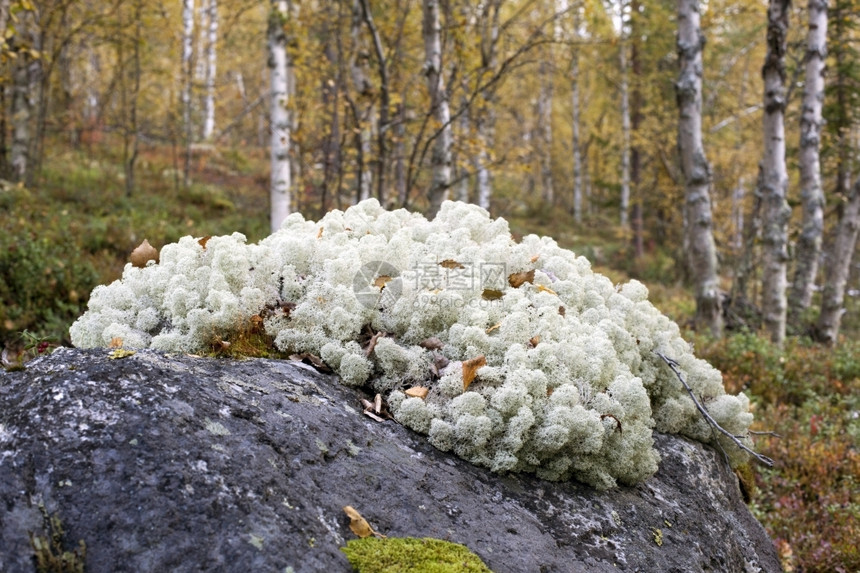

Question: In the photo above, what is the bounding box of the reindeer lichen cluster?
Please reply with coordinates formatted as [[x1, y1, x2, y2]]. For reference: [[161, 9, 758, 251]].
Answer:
[[70, 199, 753, 489]]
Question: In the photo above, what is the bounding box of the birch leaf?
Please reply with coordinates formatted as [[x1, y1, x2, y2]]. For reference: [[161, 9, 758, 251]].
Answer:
[[439, 259, 465, 269], [343, 506, 383, 538], [536, 285, 557, 296], [508, 269, 535, 288], [481, 288, 503, 300], [462, 355, 486, 390], [130, 239, 159, 268], [405, 386, 429, 399]]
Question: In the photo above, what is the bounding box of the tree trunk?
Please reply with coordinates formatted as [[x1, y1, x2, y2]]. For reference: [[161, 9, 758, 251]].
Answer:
[[790, 0, 828, 321], [537, 57, 554, 205], [676, 0, 723, 337], [202, 0, 218, 140], [619, 39, 631, 227], [123, 0, 143, 198], [815, 177, 860, 344], [181, 0, 195, 187], [359, 0, 390, 204], [422, 0, 452, 218], [268, 0, 291, 231], [475, 0, 501, 212], [571, 51, 583, 224], [759, 0, 791, 345]]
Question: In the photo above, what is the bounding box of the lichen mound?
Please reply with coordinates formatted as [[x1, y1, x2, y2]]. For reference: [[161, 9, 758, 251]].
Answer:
[[70, 199, 753, 489]]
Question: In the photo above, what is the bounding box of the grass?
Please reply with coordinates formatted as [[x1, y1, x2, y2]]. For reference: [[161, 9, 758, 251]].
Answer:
[[3, 136, 858, 572]]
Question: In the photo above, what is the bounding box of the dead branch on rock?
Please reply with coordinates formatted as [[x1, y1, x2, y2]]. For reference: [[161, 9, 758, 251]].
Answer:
[[655, 352, 774, 467]]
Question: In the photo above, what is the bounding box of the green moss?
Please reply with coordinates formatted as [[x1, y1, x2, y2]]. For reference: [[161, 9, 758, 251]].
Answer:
[[29, 504, 87, 573], [341, 537, 492, 573]]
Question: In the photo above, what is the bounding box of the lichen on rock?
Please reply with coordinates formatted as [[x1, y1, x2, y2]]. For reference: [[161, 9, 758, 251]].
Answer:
[[70, 199, 753, 489]]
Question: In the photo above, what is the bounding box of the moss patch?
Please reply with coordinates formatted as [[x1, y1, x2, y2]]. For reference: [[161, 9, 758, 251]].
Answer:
[[341, 537, 492, 573]]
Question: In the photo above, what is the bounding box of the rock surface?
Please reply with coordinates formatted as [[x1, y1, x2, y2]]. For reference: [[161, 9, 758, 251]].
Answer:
[[0, 348, 781, 573]]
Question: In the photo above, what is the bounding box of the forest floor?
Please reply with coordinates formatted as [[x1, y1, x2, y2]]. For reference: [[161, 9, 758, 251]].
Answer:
[[1, 138, 858, 572]]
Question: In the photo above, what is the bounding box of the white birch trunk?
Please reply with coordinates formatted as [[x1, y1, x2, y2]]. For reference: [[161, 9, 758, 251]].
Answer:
[[475, 1, 501, 212], [181, 0, 195, 186], [619, 41, 631, 227], [268, 0, 291, 231], [677, 0, 723, 336], [790, 0, 828, 317], [571, 53, 583, 223], [760, 0, 792, 345], [350, 0, 373, 202], [815, 177, 860, 344], [423, 0, 452, 218], [537, 58, 554, 205], [202, 0, 218, 140], [10, 51, 33, 181]]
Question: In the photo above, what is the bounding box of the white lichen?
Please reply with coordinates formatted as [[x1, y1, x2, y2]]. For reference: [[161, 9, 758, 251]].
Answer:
[[70, 199, 754, 489]]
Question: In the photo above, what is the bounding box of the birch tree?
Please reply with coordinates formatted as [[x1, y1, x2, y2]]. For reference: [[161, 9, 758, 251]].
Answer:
[[423, 0, 452, 218], [181, 0, 195, 186], [475, 0, 501, 211], [9, 4, 38, 184], [759, 0, 792, 345], [790, 0, 828, 321], [202, 0, 218, 140], [815, 176, 860, 344], [268, 0, 291, 231], [676, 0, 722, 336], [619, 34, 631, 227]]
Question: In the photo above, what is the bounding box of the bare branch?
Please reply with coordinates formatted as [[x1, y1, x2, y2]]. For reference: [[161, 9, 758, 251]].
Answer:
[[655, 352, 774, 467]]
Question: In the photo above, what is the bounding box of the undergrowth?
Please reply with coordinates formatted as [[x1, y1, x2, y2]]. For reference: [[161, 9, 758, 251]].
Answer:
[[697, 334, 860, 573]]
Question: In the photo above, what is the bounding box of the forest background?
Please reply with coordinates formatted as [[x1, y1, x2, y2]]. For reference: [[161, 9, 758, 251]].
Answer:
[[0, 0, 857, 570]]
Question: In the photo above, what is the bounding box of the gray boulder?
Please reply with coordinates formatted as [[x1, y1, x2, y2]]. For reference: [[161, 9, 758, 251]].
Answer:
[[0, 348, 781, 572]]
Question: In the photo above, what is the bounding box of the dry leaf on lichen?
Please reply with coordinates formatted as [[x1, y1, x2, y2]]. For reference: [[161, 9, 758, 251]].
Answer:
[[536, 284, 557, 296], [109, 337, 124, 349], [130, 239, 159, 268], [485, 323, 501, 334], [405, 386, 429, 399], [530, 254, 540, 263], [419, 337, 444, 350], [481, 288, 503, 300], [316, 227, 324, 238], [197, 236, 211, 249], [343, 506, 385, 538], [439, 259, 465, 269], [558, 306, 566, 317], [373, 275, 392, 289], [508, 270, 535, 288], [529, 335, 540, 347], [462, 355, 486, 390]]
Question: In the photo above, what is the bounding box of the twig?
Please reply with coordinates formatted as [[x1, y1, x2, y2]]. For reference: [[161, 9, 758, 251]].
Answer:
[[655, 352, 774, 467]]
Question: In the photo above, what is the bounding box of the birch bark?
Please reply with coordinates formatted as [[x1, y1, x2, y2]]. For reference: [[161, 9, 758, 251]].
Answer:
[[268, 0, 291, 231], [423, 0, 452, 218], [815, 177, 860, 344], [202, 0, 218, 140], [619, 40, 631, 227], [790, 0, 828, 318], [760, 0, 792, 345], [676, 0, 723, 336], [181, 0, 195, 187]]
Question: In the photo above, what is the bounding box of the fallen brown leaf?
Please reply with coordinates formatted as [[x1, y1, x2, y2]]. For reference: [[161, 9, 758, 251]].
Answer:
[[439, 259, 465, 269], [529, 335, 541, 347], [109, 337, 124, 349], [419, 337, 444, 350], [130, 239, 159, 268], [481, 288, 503, 300], [485, 323, 501, 334], [508, 269, 535, 288], [462, 355, 487, 390], [343, 506, 385, 538], [405, 386, 429, 399], [197, 236, 211, 249]]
